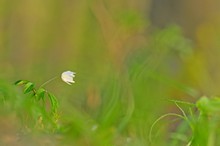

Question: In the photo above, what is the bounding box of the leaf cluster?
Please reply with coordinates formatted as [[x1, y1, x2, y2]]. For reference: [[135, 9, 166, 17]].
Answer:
[[15, 80, 59, 131], [150, 96, 220, 146]]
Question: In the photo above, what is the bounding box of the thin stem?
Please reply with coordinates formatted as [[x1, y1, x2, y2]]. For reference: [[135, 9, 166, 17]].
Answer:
[[149, 113, 186, 143], [39, 76, 58, 88]]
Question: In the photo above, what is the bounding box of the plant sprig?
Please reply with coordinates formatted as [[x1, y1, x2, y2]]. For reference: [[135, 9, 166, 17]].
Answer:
[[15, 80, 59, 119], [14, 71, 75, 132]]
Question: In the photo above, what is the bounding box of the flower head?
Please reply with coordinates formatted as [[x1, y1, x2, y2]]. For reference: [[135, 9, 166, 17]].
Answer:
[[61, 71, 76, 85]]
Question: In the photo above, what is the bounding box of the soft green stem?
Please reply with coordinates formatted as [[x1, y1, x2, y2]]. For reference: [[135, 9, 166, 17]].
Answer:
[[208, 120, 216, 146], [149, 113, 186, 143], [39, 76, 58, 88]]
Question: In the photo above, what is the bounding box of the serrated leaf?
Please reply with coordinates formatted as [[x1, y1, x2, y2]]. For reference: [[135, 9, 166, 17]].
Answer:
[[24, 82, 34, 94], [47, 92, 58, 112], [36, 88, 46, 100], [14, 80, 29, 85]]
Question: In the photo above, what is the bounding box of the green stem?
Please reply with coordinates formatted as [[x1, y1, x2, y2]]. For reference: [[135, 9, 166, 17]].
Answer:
[[39, 76, 58, 88], [149, 113, 186, 143]]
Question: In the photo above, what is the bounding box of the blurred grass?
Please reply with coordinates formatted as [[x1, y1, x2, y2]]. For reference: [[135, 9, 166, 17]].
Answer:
[[1, 0, 220, 146]]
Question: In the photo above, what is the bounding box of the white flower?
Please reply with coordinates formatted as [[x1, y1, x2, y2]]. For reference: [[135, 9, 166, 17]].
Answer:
[[61, 71, 76, 85]]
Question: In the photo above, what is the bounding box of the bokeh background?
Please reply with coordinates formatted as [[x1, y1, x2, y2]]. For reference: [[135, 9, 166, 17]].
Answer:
[[1, 0, 220, 145]]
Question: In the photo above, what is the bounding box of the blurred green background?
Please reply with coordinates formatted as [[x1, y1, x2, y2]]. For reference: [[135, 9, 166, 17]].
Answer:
[[1, 0, 220, 145]]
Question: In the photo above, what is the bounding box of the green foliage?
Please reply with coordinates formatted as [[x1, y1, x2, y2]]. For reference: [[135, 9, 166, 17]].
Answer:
[[14, 80, 29, 85], [0, 0, 219, 145], [36, 88, 46, 101], [23, 82, 35, 94], [47, 92, 59, 113], [14, 79, 59, 132], [7, 23, 214, 145], [151, 96, 220, 146]]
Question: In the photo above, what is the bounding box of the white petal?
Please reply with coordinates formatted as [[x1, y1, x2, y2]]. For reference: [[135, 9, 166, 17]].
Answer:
[[61, 71, 76, 85]]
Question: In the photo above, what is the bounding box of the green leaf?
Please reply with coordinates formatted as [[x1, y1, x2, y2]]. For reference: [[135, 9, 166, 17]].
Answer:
[[36, 88, 46, 100], [14, 80, 29, 85], [23, 82, 34, 94], [47, 92, 58, 112]]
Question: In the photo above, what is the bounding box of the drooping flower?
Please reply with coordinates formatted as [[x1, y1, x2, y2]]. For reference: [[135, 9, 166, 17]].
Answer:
[[61, 71, 76, 85]]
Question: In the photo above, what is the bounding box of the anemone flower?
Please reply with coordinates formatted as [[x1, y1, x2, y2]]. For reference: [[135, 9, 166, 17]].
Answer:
[[61, 71, 76, 85]]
